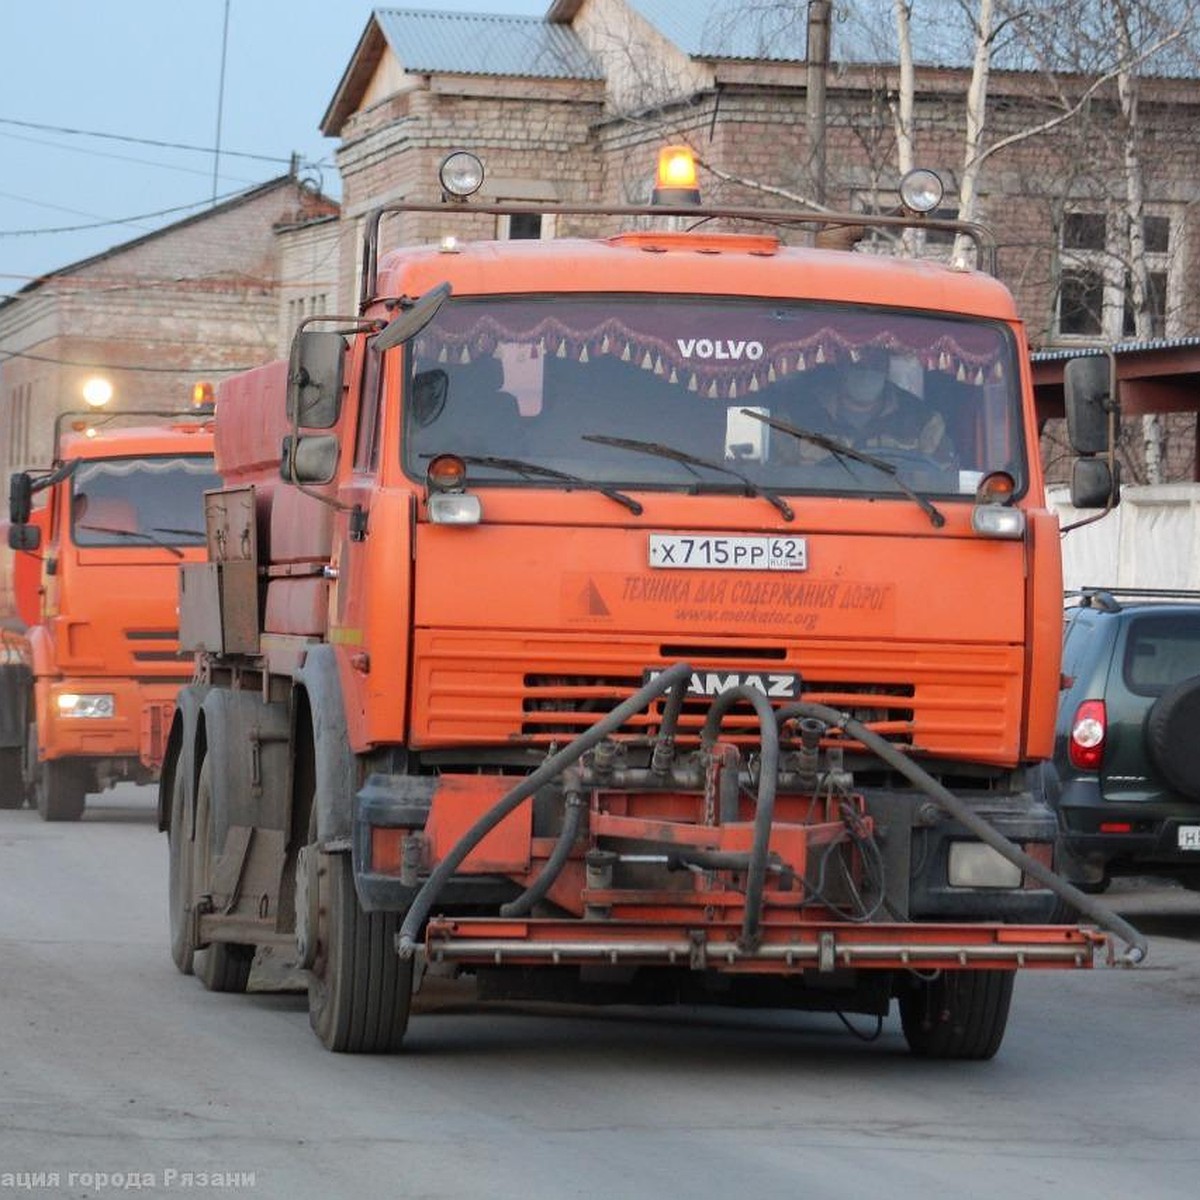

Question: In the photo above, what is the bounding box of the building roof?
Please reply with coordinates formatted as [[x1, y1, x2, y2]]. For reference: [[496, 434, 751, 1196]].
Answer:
[[380, 8, 601, 78], [323, 0, 1200, 136], [322, 8, 602, 135], [609, 0, 806, 63], [0, 175, 329, 310]]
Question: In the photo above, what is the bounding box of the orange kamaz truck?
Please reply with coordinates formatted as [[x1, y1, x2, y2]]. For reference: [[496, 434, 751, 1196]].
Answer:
[[164, 150, 1138, 1056], [5, 412, 218, 819]]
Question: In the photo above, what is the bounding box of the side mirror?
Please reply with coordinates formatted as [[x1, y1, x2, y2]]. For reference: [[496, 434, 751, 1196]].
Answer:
[[7, 523, 41, 552], [375, 282, 452, 352], [9, 472, 33, 525], [286, 331, 346, 430], [1070, 457, 1120, 510], [281, 434, 339, 485], [1063, 355, 1114, 454]]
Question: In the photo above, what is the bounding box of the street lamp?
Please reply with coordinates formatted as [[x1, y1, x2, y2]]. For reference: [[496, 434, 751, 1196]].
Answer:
[[82, 377, 113, 408]]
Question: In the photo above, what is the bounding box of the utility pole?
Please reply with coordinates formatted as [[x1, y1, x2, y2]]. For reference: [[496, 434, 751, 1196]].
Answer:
[[212, 0, 231, 204], [807, 0, 831, 206]]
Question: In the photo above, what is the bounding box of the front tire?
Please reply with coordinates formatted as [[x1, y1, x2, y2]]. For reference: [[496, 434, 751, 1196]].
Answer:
[[899, 969, 1014, 1060], [192, 755, 254, 993], [306, 850, 412, 1053], [35, 758, 88, 822]]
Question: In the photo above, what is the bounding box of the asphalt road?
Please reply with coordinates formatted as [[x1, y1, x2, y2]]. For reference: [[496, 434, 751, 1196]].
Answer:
[[1, 786, 1198, 1200]]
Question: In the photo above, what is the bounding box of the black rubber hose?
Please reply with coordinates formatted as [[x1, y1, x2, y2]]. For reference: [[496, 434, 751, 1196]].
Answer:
[[498, 794, 585, 918], [774, 701, 1148, 964], [700, 685, 779, 951], [396, 662, 693, 958]]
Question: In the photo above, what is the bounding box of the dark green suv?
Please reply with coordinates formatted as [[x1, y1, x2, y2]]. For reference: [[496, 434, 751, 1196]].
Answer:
[[1048, 589, 1200, 892]]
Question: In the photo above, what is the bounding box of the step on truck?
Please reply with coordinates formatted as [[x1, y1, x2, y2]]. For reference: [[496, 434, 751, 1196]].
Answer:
[[4, 408, 218, 819], [165, 148, 1142, 1056]]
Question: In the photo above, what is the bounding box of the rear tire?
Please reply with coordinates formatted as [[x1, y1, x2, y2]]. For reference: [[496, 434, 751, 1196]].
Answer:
[[0, 747, 25, 808], [899, 969, 1014, 1060], [307, 850, 412, 1053], [35, 758, 88, 822], [167, 767, 196, 976], [192, 755, 254, 993]]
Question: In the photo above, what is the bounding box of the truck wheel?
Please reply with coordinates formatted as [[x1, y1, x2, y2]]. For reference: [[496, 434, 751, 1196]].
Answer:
[[306, 850, 413, 1053], [35, 759, 88, 822], [167, 769, 196, 976], [0, 748, 24, 808], [899, 969, 1014, 1060], [192, 755, 255, 993]]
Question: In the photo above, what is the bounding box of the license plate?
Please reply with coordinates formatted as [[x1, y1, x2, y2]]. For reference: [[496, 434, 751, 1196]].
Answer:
[[1178, 826, 1200, 851], [649, 534, 807, 571]]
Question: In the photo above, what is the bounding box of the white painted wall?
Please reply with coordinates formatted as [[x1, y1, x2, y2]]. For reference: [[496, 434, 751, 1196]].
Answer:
[[1050, 484, 1200, 592]]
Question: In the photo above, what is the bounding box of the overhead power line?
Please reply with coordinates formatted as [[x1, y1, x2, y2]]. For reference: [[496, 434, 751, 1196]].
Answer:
[[0, 186, 260, 238], [0, 115, 296, 165], [0, 345, 257, 374]]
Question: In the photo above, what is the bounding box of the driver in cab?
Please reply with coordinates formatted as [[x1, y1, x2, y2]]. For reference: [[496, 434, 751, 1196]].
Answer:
[[775, 347, 956, 468]]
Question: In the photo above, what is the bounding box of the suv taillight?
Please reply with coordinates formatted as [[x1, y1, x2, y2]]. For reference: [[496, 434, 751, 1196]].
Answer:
[[1068, 699, 1107, 770]]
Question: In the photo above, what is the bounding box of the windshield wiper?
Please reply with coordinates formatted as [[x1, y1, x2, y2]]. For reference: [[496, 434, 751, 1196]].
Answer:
[[581, 435, 794, 522], [447, 454, 643, 515], [76, 523, 185, 557], [739, 410, 945, 529]]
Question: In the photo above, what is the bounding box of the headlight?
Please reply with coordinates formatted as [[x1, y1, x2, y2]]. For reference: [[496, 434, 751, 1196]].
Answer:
[[56, 693, 115, 719], [971, 505, 1026, 539], [947, 842, 1023, 889], [428, 493, 482, 525]]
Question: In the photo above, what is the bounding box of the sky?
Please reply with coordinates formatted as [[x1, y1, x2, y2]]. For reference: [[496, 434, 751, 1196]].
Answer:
[[0, 0, 547, 295]]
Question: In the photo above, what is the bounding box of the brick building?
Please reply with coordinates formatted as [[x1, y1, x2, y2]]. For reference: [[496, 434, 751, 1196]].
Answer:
[[0, 176, 336, 473]]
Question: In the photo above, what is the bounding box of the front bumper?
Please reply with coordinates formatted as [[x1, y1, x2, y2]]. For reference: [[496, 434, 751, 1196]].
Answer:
[[41, 677, 184, 769]]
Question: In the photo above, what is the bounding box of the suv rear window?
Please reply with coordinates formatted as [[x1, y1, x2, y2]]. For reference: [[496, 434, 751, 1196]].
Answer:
[[1123, 612, 1200, 695]]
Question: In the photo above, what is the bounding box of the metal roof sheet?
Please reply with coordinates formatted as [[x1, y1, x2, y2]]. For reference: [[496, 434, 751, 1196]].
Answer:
[[624, 0, 1199, 76], [1032, 337, 1200, 361], [375, 8, 602, 79], [624, 0, 806, 62]]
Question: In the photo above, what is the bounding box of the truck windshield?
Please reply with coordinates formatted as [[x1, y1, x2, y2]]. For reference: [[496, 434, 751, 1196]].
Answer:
[[402, 296, 1026, 499], [71, 455, 220, 548]]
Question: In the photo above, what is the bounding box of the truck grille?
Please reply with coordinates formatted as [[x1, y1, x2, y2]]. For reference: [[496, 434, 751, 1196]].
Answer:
[[521, 673, 915, 744], [413, 631, 1021, 762]]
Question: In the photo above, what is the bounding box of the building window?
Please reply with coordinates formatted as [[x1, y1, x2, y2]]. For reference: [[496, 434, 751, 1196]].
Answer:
[[498, 212, 556, 240], [1059, 267, 1105, 336], [1057, 208, 1172, 340]]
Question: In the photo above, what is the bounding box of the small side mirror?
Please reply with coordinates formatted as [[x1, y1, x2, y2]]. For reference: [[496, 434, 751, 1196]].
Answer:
[[286, 331, 346, 430], [9, 472, 33, 524], [7, 523, 41, 552], [1063, 355, 1114, 454], [281, 434, 339, 485], [1070, 456, 1120, 510], [375, 282, 452, 352]]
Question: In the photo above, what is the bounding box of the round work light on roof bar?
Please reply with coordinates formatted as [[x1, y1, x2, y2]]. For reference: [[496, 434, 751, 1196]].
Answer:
[[439, 151, 485, 199], [898, 168, 945, 215]]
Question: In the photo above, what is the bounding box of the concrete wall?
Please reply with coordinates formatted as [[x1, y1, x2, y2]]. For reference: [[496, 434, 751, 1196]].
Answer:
[[1050, 483, 1200, 592]]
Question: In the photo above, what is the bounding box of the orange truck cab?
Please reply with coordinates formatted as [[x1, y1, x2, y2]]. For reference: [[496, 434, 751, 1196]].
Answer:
[[5, 414, 218, 819], [164, 152, 1135, 1057]]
